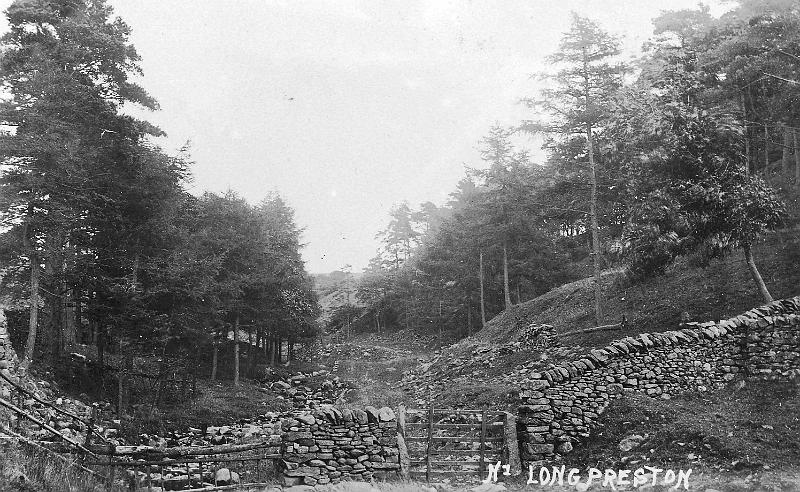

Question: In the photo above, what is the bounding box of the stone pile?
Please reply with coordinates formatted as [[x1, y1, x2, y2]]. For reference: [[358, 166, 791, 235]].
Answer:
[[0, 364, 121, 446], [280, 404, 400, 486], [125, 465, 241, 491], [399, 325, 582, 408], [517, 323, 559, 350], [269, 370, 347, 409], [125, 412, 283, 449], [318, 343, 412, 363], [518, 296, 800, 466]]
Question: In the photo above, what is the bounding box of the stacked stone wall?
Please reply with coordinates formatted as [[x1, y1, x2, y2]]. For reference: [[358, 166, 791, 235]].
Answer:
[[280, 405, 400, 486], [518, 296, 800, 466]]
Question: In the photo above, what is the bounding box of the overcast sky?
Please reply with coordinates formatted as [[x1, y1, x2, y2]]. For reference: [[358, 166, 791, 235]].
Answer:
[[0, 1, 729, 273]]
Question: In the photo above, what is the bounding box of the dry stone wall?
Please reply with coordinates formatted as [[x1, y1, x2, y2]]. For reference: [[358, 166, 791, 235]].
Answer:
[[279, 405, 400, 487], [518, 296, 800, 466]]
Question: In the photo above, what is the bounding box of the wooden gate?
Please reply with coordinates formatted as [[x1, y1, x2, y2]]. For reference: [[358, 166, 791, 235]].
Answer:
[[399, 406, 518, 482]]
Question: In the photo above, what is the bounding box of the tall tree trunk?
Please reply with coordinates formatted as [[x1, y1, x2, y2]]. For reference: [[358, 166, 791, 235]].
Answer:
[[764, 123, 771, 184], [44, 240, 57, 359], [467, 302, 472, 337], [782, 125, 791, 174], [63, 243, 76, 349], [43, 230, 65, 361], [63, 292, 75, 347], [744, 130, 751, 175], [118, 352, 133, 417], [246, 329, 255, 378], [117, 370, 124, 417], [438, 299, 442, 338], [74, 287, 83, 344], [794, 129, 800, 186], [587, 124, 603, 327], [97, 326, 106, 369], [89, 312, 97, 345], [479, 251, 486, 328], [743, 244, 773, 303], [233, 316, 240, 386], [150, 336, 170, 417], [740, 94, 750, 174], [20, 252, 40, 372], [502, 243, 512, 310], [410, 289, 416, 331], [210, 335, 218, 381]]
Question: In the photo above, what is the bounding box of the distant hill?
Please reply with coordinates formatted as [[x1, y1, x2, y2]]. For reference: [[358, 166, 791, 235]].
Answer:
[[312, 271, 364, 323]]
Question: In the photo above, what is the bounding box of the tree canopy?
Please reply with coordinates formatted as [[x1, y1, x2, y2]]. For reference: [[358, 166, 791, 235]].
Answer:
[[0, 0, 319, 385]]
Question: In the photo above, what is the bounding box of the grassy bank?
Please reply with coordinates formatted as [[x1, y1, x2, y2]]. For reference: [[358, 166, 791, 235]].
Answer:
[[0, 443, 114, 492]]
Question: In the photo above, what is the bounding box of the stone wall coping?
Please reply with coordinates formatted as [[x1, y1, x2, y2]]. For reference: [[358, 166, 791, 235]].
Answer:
[[283, 404, 397, 428], [528, 296, 800, 391]]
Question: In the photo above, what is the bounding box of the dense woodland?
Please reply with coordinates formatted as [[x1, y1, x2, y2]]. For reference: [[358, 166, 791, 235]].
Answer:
[[328, 0, 799, 337], [0, 0, 319, 390]]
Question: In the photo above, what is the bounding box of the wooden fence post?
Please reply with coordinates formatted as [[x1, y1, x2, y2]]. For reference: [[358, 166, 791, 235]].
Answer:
[[425, 404, 434, 483], [84, 406, 96, 448], [396, 404, 410, 480], [764, 122, 771, 183], [794, 129, 800, 186], [479, 407, 487, 477], [503, 411, 521, 476], [107, 446, 116, 490]]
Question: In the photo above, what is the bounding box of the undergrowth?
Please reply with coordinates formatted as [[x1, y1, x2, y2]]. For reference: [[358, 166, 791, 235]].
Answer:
[[568, 378, 800, 472], [0, 443, 117, 492]]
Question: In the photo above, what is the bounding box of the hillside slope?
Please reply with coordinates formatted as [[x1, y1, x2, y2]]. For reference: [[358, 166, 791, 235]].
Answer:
[[474, 228, 800, 349], [399, 228, 799, 409]]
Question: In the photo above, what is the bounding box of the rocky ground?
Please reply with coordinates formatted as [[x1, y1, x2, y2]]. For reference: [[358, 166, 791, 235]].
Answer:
[[397, 327, 588, 410], [4, 325, 800, 491]]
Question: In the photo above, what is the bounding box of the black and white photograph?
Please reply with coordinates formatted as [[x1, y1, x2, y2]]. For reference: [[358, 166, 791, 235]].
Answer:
[[0, 0, 799, 490]]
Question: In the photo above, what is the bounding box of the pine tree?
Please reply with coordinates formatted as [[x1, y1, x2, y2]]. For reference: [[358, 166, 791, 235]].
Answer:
[[524, 14, 626, 326], [0, 0, 164, 368]]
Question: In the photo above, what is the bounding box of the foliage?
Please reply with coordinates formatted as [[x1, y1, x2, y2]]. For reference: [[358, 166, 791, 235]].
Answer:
[[0, 0, 318, 380], [351, 130, 583, 335], [612, 4, 789, 282], [359, 2, 795, 335]]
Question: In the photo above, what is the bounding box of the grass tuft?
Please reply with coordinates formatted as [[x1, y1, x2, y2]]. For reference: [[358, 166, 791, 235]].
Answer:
[[0, 443, 119, 492]]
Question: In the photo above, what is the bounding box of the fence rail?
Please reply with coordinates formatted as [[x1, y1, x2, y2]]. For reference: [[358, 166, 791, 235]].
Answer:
[[1, 371, 282, 491], [0, 369, 109, 448], [3, 371, 522, 488], [85, 447, 281, 491]]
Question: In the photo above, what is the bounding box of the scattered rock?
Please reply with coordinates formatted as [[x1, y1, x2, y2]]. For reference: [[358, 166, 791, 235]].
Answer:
[[378, 406, 395, 421], [618, 434, 645, 452], [214, 467, 240, 485]]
